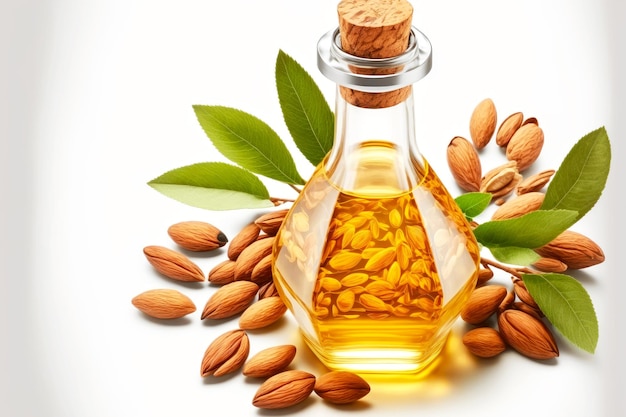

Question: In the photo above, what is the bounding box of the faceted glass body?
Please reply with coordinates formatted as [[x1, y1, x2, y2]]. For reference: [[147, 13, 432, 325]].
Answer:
[[272, 90, 480, 374]]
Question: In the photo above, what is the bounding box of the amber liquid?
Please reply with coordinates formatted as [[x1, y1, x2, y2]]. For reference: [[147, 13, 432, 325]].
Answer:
[[273, 142, 480, 374]]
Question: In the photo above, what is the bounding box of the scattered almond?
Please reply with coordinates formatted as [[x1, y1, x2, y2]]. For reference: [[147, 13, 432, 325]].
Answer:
[[512, 278, 539, 310], [531, 257, 568, 273], [493, 173, 522, 200], [476, 267, 494, 286], [228, 222, 261, 261], [493, 197, 507, 206], [534, 229, 605, 269], [234, 237, 275, 281], [200, 329, 250, 377], [498, 290, 515, 314], [523, 117, 538, 125], [314, 371, 371, 404], [131, 289, 196, 319], [143, 245, 205, 282], [469, 98, 497, 149], [516, 169, 555, 195], [255, 209, 289, 236], [512, 301, 543, 320], [207, 259, 236, 285], [243, 345, 297, 378], [480, 161, 518, 194], [258, 281, 280, 299], [167, 221, 228, 252], [239, 296, 287, 330], [495, 111, 523, 147], [446, 136, 482, 192], [252, 370, 316, 409], [498, 309, 559, 360], [461, 284, 508, 324], [491, 191, 545, 220], [201, 281, 259, 320], [251, 254, 273, 286], [505, 123, 544, 171], [462, 327, 506, 358]]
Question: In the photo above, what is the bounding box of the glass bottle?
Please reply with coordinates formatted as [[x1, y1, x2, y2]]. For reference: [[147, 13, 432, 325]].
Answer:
[[272, 0, 480, 375]]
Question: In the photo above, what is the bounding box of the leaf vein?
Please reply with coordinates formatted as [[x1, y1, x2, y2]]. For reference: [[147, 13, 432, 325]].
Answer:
[[206, 112, 300, 184], [278, 56, 325, 154]]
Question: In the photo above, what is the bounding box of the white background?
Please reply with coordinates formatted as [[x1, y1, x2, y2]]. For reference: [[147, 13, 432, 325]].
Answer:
[[2, 0, 624, 416]]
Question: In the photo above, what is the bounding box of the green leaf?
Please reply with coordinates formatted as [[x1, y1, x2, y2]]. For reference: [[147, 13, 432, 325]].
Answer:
[[541, 127, 611, 223], [488, 246, 540, 265], [523, 273, 598, 353], [148, 162, 274, 210], [276, 50, 334, 166], [473, 209, 578, 249], [455, 192, 492, 219], [193, 105, 305, 185]]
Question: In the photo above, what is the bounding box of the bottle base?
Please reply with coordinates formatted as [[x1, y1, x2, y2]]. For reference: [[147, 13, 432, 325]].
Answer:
[[300, 330, 449, 376]]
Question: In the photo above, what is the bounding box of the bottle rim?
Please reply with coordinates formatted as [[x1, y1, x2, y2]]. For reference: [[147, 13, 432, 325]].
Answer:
[[317, 26, 433, 93]]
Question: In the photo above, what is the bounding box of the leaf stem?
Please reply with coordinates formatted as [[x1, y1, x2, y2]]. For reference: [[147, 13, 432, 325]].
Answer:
[[480, 257, 536, 279], [270, 197, 296, 206], [288, 183, 303, 194]]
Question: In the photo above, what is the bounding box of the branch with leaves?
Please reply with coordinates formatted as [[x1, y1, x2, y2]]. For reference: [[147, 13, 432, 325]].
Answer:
[[147, 49, 610, 356], [148, 51, 332, 209]]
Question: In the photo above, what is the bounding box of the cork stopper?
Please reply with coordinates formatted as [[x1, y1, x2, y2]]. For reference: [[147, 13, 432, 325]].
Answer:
[[337, 0, 414, 108]]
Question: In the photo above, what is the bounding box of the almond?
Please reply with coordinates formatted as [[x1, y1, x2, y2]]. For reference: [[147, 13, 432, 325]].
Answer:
[[255, 209, 289, 236], [167, 221, 228, 252], [461, 285, 508, 324], [512, 278, 540, 310], [512, 301, 543, 320], [131, 289, 196, 319], [462, 327, 506, 358], [492, 173, 522, 200], [234, 237, 275, 281], [251, 254, 273, 286], [239, 296, 287, 330], [523, 117, 538, 125], [491, 191, 545, 220], [480, 161, 518, 194], [258, 281, 280, 299], [200, 329, 250, 377], [476, 267, 494, 286], [498, 290, 515, 314], [252, 370, 316, 409], [364, 247, 396, 271], [201, 281, 259, 320], [479, 161, 522, 201], [228, 222, 261, 261], [314, 371, 371, 404], [531, 257, 568, 273], [469, 98, 497, 149], [493, 197, 507, 206], [143, 245, 205, 282], [498, 309, 559, 360], [495, 111, 523, 147], [534, 229, 605, 269], [446, 136, 482, 192], [243, 345, 297, 378], [516, 169, 555, 195], [328, 251, 362, 271], [505, 123, 544, 171], [207, 259, 236, 285]]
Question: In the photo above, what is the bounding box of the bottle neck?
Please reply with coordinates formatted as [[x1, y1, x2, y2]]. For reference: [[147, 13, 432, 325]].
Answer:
[[324, 86, 425, 196]]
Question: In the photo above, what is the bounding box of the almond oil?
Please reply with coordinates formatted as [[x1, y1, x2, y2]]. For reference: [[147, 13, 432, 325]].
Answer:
[[273, 142, 480, 373]]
